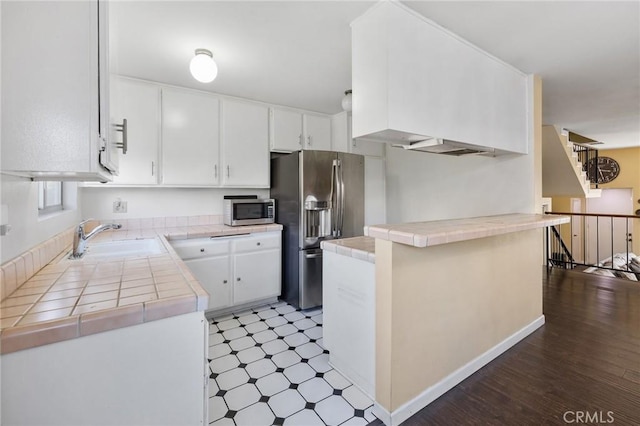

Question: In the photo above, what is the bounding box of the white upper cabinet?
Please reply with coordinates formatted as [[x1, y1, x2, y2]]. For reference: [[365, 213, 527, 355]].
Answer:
[[161, 88, 220, 185], [303, 114, 332, 151], [110, 77, 160, 185], [270, 108, 332, 152], [222, 100, 270, 187], [331, 112, 385, 157], [351, 1, 529, 154], [1, 0, 115, 181], [270, 108, 303, 152]]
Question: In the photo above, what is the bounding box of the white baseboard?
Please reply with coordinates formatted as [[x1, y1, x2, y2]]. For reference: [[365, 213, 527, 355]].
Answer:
[[205, 297, 279, 319], [328, 359, 375, 401], [377, 315, 545, 426]]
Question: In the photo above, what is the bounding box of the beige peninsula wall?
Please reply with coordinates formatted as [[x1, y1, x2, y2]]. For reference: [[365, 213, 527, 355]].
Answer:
[[375, 229, 544, 415]]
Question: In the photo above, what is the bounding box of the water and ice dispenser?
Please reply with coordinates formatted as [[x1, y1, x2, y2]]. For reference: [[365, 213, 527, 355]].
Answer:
[[304, 197, 331, 241]]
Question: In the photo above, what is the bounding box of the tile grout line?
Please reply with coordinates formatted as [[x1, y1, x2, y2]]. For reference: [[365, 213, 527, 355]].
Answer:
[[207, 302, 377, 426]]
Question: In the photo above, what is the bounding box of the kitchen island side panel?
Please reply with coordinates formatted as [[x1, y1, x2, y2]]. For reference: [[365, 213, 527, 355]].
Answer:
[[375, 229, 543, 413]]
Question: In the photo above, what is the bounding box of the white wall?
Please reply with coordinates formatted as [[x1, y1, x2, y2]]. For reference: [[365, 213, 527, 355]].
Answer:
[[384, 149, 535, 224], [0, 175, 81, 264], [80, 187, 269, 220]]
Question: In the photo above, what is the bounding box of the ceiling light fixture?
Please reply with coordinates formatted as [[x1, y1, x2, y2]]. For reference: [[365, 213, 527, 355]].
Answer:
[[190, 49, 218, 83], [341, 89, 352, 112]]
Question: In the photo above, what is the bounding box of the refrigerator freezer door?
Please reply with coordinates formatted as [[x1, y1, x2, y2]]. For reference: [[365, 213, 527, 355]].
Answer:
[[299, 248, 323, 309], [337, 152, 365, 238]]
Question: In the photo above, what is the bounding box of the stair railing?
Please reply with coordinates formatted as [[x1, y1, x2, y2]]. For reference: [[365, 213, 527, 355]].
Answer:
[[572, 144, 599, 188], [545, 211, 639, 276], [547, 225, 575, 269]]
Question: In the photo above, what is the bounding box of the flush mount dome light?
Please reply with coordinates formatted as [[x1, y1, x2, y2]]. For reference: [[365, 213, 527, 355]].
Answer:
[[190, 49, 218, 83]]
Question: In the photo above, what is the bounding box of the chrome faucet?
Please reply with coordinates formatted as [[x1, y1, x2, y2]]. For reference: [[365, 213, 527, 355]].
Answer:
[[71, 219, 122, 259]]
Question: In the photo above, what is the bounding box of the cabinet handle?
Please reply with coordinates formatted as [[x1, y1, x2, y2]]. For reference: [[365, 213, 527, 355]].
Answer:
[[200, 248, 205, 252], [307, 135, 312, 146], [256, 242, 261, 246], [214, 165, 218, 178], [298, 134, 302, 146], [227, 165, 230, 178], [151, 161, 155, 176], [113, 119, 128, 155], [237, 277, 241, 282], [223, 280, 227, 284]]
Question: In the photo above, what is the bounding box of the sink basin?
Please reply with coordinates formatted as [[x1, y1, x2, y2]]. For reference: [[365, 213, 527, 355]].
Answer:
[[75, 238, 165, 260]]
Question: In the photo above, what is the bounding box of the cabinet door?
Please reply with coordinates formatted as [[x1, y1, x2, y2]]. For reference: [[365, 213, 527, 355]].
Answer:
[[184, 255, 231, 311], [221, 100, 269, 187], [270, 108, 303, 152], [162, 88, 220, 185], [331, 112, 384, 157], [303, 114, 332, 151], [233, 249, 281, 305], [97, 0, 118, 174], [110, 78, 160, 184], [330, 112, 350, 153], [1, 0, 111, 180]]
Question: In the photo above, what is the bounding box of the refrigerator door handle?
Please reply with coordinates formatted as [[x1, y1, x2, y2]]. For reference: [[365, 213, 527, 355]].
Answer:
[[338, 160, 345, 237], [330, 159, 339, 237]]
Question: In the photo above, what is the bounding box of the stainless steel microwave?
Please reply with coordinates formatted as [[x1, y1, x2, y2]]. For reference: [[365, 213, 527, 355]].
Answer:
[[223, 198, 275, 226]]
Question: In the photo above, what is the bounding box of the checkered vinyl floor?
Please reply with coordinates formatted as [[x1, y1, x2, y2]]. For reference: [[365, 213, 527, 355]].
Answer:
[[208, 301, 377, 425]]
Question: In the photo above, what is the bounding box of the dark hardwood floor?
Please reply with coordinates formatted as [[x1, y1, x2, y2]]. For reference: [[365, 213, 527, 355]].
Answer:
[[370, 268, 640, 425]]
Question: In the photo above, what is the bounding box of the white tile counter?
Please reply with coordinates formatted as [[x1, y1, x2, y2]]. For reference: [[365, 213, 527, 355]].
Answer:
[[364, 213, 569, 247], [0, 220, 282, 354], [321, 236, 376, 263]]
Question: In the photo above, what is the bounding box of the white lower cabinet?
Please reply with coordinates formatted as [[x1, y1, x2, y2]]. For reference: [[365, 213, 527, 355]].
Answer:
[[323, 250, 375, 398], [171, 232, 281, 312], [185, 255, 231, 311], [233, 247, 281, 305], [1, 312, 207, 425]]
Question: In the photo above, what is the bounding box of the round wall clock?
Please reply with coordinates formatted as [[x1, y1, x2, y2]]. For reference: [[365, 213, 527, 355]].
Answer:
[[587, 156, 620, 184]]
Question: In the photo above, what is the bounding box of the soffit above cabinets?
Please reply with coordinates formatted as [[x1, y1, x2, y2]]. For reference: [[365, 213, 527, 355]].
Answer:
[[351, 1, 528, 156], [109, 1, 639, 149]]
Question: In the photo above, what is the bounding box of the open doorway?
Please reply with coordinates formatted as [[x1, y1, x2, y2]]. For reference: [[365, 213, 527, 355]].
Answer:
[[570, 198, 584, 263]]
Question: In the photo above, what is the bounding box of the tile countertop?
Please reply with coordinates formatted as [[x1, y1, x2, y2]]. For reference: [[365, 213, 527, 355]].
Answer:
[[0, 223, 283, 354], [321, 236, 376, 264], [364, 213, 570, 248]]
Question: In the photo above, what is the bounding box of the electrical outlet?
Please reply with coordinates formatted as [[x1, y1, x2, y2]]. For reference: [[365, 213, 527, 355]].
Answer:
[[113, 200, 128, 213]]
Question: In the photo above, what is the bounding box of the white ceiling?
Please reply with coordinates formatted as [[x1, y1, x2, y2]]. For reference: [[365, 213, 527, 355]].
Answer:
[[110, 1, 640, 149]]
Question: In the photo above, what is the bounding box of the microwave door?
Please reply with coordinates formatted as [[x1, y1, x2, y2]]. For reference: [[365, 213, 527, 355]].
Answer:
[[225, 199, 275, 226]]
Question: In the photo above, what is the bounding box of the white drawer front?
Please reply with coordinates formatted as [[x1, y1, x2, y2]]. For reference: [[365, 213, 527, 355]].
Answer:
[[171, 239, 230, 260], [232, 232, 281, 253]]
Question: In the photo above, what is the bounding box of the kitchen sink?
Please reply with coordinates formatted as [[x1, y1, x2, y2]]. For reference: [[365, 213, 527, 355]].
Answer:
[[71, 238, 166, 260]]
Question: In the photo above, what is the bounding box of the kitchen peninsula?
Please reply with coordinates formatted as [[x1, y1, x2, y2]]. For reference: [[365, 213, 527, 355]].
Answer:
[[323, 213, 569, 426], [0, 219, 282, 425]]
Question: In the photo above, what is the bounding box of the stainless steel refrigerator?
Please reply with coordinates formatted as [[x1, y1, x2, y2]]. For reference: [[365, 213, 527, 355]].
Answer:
[[270, 150, 365, 309]]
